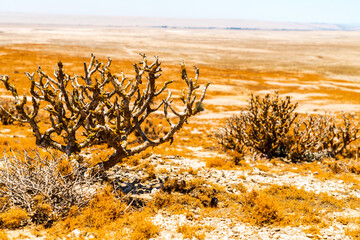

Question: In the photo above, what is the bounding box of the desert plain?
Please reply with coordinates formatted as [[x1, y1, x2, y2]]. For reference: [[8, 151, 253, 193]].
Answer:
[[0, 24, 360, 239]]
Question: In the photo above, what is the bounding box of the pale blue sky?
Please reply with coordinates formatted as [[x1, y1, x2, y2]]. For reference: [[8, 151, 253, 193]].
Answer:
[[0, 0, 359, 24]]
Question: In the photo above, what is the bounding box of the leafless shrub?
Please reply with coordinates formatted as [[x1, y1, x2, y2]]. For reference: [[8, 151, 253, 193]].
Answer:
[[315, 113, 359, 157], [217, 92, 360, 162], [0, 54, 209, 171], [215, 115, 247, 162], [0, 149, 97, 224], [288, 113, 359, 161], [216, 92, 298, 159]]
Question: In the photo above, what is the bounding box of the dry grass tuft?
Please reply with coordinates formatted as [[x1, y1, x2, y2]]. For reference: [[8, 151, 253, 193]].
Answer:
[[0, 208, 29, 229], [242, 190, 284, 226], [205, 156, 235, 169], [345, 226, 360, 239], [130, 210, 159, 240], [177, 223, 205, 240], [0, 230, 8, 240]]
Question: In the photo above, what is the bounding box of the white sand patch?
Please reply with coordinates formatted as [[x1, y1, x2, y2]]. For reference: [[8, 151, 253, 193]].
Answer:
[[0, 95, 33, 101], [283, 93, 329, 101], [265, 81, 320, 90], [205, 98, 247, 106], [229, 79, 259, 86], [320, 83, 360, 93], [324, 80, 360, 88], [328, 74, 360, 83], [209, 84, 235, 92], [263, 76, 299, 81], [194, 111, 240, 119]]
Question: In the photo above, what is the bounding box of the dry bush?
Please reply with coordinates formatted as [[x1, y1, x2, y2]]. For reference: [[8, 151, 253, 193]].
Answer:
[[71, 186, 126, 229], [216, 92, 297, 159], [205, 156, 235, 169], [177, 223, 205, 240], [258, 184, 346, 227], [47, 187, 158, 239], [242, 190, 283, 226], [0, 150, 97, 225], [0, 208, 29, 229], [238, 185, 345, 227], [129, 210, 159, 240], [0, 54, 209, 171], [288, 113, 360, 161], [326, 159, 360, 175], [217, 92, 360, 162], [215, 115, 247, 160]]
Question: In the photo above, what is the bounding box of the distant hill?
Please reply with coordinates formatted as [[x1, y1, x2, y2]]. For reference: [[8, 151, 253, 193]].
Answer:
[[0, 12, 358, 31]]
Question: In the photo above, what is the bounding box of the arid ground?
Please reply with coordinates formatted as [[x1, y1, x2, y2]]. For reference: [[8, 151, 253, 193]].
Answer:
[[1, 25, 360, 239]]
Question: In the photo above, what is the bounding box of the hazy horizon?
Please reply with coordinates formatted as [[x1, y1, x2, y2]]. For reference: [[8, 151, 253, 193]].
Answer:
[[1, 0, 360, 25], [0, 12, 358, 31]]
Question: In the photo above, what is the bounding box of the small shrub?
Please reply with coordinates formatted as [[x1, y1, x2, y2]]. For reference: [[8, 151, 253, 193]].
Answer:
[[130, 211, 159, 240], [177, 223, 205, 240], [0, 208, 29, 229], [205, 156, 234, 169], [256, 163, 270, 172], [288, 113, 360, 161], [242, 190, 283, 226], [217, 92, 359, 162], [158, 178, 226, 211], [77, 187, 126, 229], [216, 92, 297, 159], [0, 150, 97, 225]]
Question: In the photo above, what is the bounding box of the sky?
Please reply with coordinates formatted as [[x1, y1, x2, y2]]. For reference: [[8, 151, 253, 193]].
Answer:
[[0, 0, 359, 24]]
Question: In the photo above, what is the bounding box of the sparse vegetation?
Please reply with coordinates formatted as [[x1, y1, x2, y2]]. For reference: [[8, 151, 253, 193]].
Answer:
[[0, 208, 29, 229], [242, 189, 284, 226], [0, 150, 97, 226], [217, 92, 360, 162]]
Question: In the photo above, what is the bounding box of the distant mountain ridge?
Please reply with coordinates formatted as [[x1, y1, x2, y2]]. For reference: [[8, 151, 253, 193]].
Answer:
[[0, 12, 358, 31]]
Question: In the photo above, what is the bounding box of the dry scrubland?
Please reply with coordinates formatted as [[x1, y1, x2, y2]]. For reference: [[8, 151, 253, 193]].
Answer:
[[0, 25, 360, 239]]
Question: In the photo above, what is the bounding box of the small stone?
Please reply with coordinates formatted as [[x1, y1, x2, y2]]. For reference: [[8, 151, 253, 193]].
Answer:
[[69, 229, 81, 238], [151, 188, 160, 194], [210, 197, 218, 207]]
